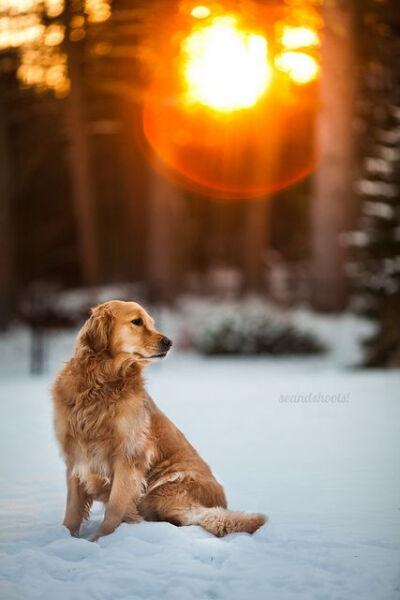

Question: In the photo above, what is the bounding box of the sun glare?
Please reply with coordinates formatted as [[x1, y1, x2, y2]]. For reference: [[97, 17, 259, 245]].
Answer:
[[182, 16, 271, 111], [191, 5, 211, 19], [143, 6, 321, 197], [280, 26, 319, 49], [275, 51, 319, 85]]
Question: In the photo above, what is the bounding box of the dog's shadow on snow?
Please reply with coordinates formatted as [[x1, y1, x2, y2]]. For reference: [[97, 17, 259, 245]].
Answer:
[[76, 503, 105, 540], [78, 519, 102, 540]]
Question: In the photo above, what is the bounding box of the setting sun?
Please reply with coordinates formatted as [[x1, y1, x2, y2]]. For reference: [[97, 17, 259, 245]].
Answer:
[[143, 5, 320, 197], [181, 16, 271, 111]]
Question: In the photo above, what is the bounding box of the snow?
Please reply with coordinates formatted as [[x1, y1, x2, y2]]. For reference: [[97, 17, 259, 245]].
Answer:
[[376, 145, 400, 162], [341, 230, 370, 248], [363, 201, 395, 220], [1, 330, 400, 599], [356, 180, 398, 200], [376, 127, 400, 145], [365, 157, 393, 176]]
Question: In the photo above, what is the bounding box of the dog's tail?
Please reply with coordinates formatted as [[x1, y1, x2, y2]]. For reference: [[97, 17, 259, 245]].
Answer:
[[184, 506, 267, 537]]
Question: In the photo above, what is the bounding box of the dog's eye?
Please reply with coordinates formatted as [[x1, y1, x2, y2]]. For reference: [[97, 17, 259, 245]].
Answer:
[[131, 317, 143, 326]]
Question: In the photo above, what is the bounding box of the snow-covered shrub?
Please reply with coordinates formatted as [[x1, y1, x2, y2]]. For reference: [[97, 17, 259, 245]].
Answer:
[[180, 299, 325, 356]]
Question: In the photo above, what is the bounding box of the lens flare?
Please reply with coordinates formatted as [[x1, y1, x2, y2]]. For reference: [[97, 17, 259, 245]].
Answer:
[[275, 51, 319, 85], [142, 5, 320, 199], [191, 5, 211, 19], [182, 16, 271, 111], [280, 26, 319, 49]]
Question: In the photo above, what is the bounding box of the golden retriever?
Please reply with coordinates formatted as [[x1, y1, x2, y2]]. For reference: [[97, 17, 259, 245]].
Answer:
[[52, 300, 266, 540]]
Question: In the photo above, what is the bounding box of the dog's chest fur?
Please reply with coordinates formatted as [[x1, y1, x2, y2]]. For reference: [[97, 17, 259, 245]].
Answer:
[[68, 395, 152, 494]]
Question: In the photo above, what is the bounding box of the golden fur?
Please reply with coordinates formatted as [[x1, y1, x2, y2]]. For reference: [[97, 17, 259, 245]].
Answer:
[[52, 300, 266, 540]]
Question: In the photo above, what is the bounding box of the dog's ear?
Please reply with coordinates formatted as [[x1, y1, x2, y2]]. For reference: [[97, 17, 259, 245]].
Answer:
[[81, 304, 113, 353]]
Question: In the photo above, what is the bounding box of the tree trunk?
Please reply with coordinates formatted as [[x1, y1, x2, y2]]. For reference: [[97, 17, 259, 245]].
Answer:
[[310, 3, 357, 311], [120, 101, 148, 283], [242, 198, 270, 292], [65, 29, 99, 285], [147, 167, 182, 303], [0, 90, 14, 329]]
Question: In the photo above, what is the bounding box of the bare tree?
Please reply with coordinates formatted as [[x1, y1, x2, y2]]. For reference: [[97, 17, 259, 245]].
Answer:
[[242, 199, 270, 292], [147, 165, 182, 303], [0, 84, 14, 328], [310, 1, 358, 311], [64, 7, 99, 285]]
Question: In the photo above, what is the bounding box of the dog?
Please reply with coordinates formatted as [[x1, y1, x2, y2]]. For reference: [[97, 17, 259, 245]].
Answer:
[[52, 300, 266, 540]]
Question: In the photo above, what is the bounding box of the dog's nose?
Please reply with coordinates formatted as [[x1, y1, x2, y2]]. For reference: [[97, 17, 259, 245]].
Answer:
[[160, 336, 172, 350]]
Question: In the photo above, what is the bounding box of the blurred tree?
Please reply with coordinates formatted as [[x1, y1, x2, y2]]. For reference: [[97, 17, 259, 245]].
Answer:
[[242, 198, 270, 292], [147, 166, 182, 303], [0, 77, 15, 328], [347, 0, 400, 366], [0, 0, 108, 290], [64, 3, 99, 284], [0, 0, 185, 300], [310, 0, 358, 311], [1, 0, 372, 316]]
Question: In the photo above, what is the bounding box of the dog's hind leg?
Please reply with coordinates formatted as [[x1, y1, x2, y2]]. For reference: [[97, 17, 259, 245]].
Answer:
[[138, 482, 201, 526], [182, 506, 267, 537], [139, 483, 266, 537]]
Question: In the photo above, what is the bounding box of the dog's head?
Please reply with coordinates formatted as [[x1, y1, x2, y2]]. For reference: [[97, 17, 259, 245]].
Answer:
[[79, 300, 172, 362]]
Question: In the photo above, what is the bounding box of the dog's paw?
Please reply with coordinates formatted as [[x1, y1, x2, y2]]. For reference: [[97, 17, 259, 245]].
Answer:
[[63, 523, 80, 538], [88, 523, 117, 541]]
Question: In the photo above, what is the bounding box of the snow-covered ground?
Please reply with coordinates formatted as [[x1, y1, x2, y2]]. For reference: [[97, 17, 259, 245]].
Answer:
[[0, 325, 400, 599]]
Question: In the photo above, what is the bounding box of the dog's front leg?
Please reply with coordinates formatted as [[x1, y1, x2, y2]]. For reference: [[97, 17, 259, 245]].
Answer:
[[63, 471, 92, 537], [90, 459, 143, 542]]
